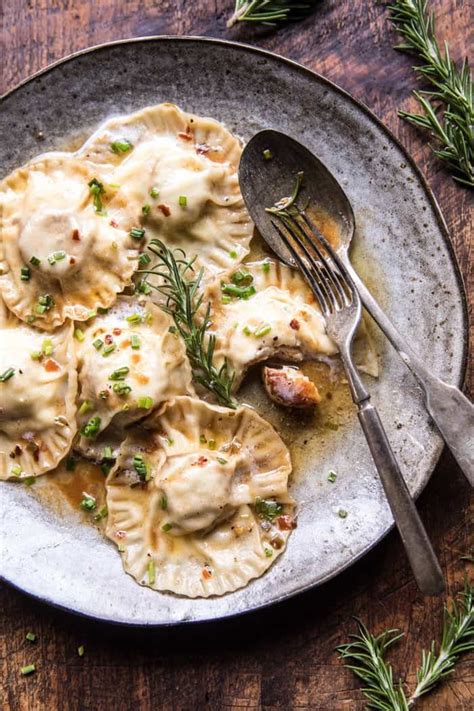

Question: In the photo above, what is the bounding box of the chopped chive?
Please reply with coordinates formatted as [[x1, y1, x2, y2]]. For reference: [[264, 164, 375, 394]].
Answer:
[[65, 456, 77, 471], [263, 148, 273, 160], [20, 266, 31, 281], [129, 227, 145, 240], [41, 338, 54, 356], [29, 256, 41, 266], [74, 328, 85, 342], [126, 313, 143, 325], [138, 252, 151, 266], [118, 543, 125, 553], [92, 338, 103, 350], [137, 396, 153, 409], [20, 664, 36, 676], [93, 505, 108, 521], [150, 186, 160, 198], [161, 523, 172, 532], [112, 382, 132, 396], [338, 509, 348, 519], [11, 464, 23, 476], [208, 439, 217, 451], [242, 326, 252, 336], [98, 389, 109, 399], [80, 493, 97, 511], [133, 454, 150, 481], [26, 315, 36, 323], [229, 250, 238, 259], [102, 343, 117, 357], [262, 261, 271, 273], [110, 138, 133, 154], [221, 283, 256, 300], [166, 437, 174, 446], [97, 307, 109, 315], [78, 400, 93, 416], [52, 250, 66, 262], [160, 494, 168, 510], [142, 204, 151, 216], [130, 334, 140, 350], [77, 645, 85, 657], [48, 254, 56, 266], [30, 351, 42, 361], [87, 310, 97, 320], [255, 497, 283, 521], [100, 462, 112, 476], [178, 195, 187, 207], [35, 294, 54, 314], [254, 323, 271, 338], [221, 295, 232, 304], [264, 548, 273, 557], [231, 269, 253, 286], [108, 366, 129, 381], [80, 416, 101, 439], [199, 434, 207, 444], [137, 279, 152, 295], [328, 471, 337, 483], [88, 178, 106, 214], [216, 457, 227, 465], [0, 367, 15, 382], [147, 560, 156, 585], [103, 446, 114, 460], [24, 476, 36, 486], [26, 632, 37, 642]]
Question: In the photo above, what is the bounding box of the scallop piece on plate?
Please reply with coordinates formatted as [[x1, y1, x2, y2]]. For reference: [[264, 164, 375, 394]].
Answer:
[[105, 396, 294, 597], [204, 259, 378, 391], [74, 296, 193, 458], [0, 299, 77, 480], [0, 153, 140, 330], [77, 103, 254, 275], [262, 365, 321, 408]]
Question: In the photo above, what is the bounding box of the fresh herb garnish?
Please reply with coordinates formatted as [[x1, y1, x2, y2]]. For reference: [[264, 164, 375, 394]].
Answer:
[[88, 178, 106, 214], [25, 632, 37, 642], [74, 328, 85, 342], [328, 470, 337, 483], [20, 664, 36, 676], [80, 492, 97, 511], [20, 266, 31, 281], [93, 505, 108, 521], [110, 138, 133, 154], [255, 497, 283, 521], [0, 367, 15, 382], [129, 227, 146, 241], [227, 0, 317, 28], [130, 334, 140, 350], [108, 366, 129, 381], [35, 294, 54, 314], [150, 186, 160, 198], [78, 400, 93, 416], [102, 343, 116, 357], [29, 256, 41, 267], [92, 338, 103, 350], [221, 282, 256, 300], [137, 396, 153, 409], [178, 195, 187, 207], [161, 523, 173, 532], [142, 204, 151, 216], [80, 416, 101, 439], [263, 148, 273, 160], [41, 338, 54, 356], [390, 0, 473, 187], [160, 494, 168, 510], [112, 382, 132, 396], [147, 560, 156, 585], [138, 239, 237, 408], [133, 454, 150, 481], [337, 581, 474, 708], [77, 645, 85, 657], [11, 464, 23, 476]]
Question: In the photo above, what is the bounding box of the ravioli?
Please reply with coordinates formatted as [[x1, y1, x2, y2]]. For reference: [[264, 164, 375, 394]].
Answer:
[[77, 103, 253, 274], [204, 259, 378, 390], [75, 296, 193, 458], [0, 153, 140, 330], [0, 299, 77, 480], [106, 397, 294, 597]]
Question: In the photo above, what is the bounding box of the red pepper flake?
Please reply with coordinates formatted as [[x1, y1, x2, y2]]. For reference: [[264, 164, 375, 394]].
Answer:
[[104, 334, 114, 345], [109, 219, 119, 228], [289, 319, 300, 331], [115, 530, 127, 539], [158, 204, 171, 217], [131, 353, 141, 364], [113, 328, 122, 336], [202, 568, 212, 580], [136, 373, 149, 384], [196, 143, 210, 155], [44, 358, 60, 372], [69, 256, 76, 265], [178, 130, 193, 141], [277, 515, 296, 531], [120, 339, 131, 348], [72, 229, 81, 241], [194, 456, 208, 467]]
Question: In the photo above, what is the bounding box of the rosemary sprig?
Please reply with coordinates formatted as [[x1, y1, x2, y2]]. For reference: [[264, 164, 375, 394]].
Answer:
[[389, 0, 473, 187], [138, 240, 237, 409], [337, 580, 474, 708], [227, 0, 317, 28]]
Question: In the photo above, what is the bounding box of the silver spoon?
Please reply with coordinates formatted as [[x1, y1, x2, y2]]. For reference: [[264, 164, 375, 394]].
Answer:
[[239, 130, 474, 486]]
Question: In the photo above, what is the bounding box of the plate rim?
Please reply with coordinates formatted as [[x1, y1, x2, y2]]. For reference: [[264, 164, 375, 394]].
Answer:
[[0, 35, 469, 627]]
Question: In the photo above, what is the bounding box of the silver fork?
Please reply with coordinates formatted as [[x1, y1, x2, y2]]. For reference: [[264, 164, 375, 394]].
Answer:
[[271, 210, 444, 596]]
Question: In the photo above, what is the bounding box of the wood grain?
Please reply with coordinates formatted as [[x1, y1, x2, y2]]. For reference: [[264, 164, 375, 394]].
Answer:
[[0, 1, 472, 709]]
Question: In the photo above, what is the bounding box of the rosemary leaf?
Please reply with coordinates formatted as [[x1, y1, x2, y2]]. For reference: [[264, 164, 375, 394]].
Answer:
[[389, 0, 473, 187], [137, 240, 237, 409], [227, 0, 317, 28]]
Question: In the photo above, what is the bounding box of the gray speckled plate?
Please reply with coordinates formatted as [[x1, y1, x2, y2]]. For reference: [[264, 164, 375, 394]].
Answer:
[[0, 37, 468, 626]]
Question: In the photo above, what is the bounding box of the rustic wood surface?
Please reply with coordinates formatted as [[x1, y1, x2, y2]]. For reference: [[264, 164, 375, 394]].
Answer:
[[0, 1, 472, 709]]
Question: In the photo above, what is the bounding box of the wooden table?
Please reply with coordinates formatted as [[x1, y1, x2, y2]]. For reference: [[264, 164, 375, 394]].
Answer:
[[1, 2, 472, 709]]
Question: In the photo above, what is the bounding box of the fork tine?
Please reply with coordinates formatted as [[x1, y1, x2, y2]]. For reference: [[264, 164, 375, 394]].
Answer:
[[271, 220, 331, 316], [280, 213, 342, 311], [284, 211, 350, 308]]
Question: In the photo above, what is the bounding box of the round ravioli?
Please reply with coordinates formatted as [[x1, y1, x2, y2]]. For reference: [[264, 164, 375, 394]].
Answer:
[[204, 259, 378, 389], [0, 153, 140, 330], [77, 103, 253, 275], [75, 296, 193, 457], [0, 299, 77, 480], [106, 396, 295, 597]]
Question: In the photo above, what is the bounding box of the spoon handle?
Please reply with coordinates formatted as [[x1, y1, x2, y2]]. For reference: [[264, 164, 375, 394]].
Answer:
[[340, 348, 445, 596], [349, 266, 474, 486]]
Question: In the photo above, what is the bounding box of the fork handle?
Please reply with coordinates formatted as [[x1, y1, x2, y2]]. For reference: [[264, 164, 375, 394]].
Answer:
[[349, 269, 474, 486], [357, 399, 445, 595]]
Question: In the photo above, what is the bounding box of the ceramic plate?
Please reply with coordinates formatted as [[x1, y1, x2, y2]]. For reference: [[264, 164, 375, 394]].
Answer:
[[0, 37, 467, 626]]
